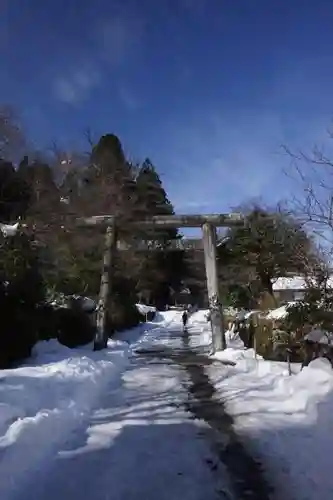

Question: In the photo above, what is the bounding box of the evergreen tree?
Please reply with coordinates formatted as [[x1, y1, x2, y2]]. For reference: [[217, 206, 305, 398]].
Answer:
[[135, 158, 178, 242], [18, 158, 60, 223], [134, 159, 185, 306], [63, 134, 142, 329], [0, 160, 46, 367], [87, 134, 137, 221], [219, 204, 315, 302], [0, 160, 31, 221]]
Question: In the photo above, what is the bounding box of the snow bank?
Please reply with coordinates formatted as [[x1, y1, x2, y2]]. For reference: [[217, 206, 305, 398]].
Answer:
[[0, 311, 230, 500], [188, 309, 210, 324], [0, 311, 183, 500], [0, 338, 128, 492], [304, 327, 333, 346], [209, 336, 333, 500]]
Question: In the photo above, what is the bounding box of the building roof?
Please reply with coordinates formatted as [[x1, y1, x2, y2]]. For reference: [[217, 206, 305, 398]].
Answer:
[[272, 276, 333, 291]]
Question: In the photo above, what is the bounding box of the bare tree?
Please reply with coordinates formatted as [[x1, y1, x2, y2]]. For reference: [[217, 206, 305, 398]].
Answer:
[[83, 127, 96, 151], [283, 129, 333, 246]]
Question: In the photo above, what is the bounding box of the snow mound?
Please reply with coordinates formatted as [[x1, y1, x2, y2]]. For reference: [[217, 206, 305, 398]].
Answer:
[[208, 325, 333, 500], [0, 338, 128, 480], [135, 303, 157, 315], [266, 302, 297, 320], [225, 328, 245, 349], [0, 222, 19, 237], [188, 309, 210, 324], [0, 404, 26, 437], [304, 328, 333, 346], [307, 356, 333, 373], [32, 339, 72, 358]]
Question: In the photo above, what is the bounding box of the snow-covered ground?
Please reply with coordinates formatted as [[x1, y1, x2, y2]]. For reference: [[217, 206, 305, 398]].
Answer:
[[0, 335, 131, 499], [1, 308, 333, 500], [186, 308, 333, 500], [0, 311, 228, 500]]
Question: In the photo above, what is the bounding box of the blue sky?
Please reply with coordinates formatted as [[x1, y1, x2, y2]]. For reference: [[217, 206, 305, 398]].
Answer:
[[2, 0, 333, 219]]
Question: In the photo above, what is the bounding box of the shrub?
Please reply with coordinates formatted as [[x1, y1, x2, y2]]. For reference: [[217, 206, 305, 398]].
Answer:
[[0, 295, 37, 367], [0, 233, 46, 367], [105, 274, 142, 334], [106, 296, 142, 333], [56, 306, 95, 348], [38, 295, 96, 348]]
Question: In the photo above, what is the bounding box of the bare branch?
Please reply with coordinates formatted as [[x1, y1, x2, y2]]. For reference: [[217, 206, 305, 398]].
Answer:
[[283, 128, 333, 247]]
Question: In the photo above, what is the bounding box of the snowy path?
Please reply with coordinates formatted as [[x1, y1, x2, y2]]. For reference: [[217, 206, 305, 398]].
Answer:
[[2, 309, 333, 499], [0, 313, 232, 500]]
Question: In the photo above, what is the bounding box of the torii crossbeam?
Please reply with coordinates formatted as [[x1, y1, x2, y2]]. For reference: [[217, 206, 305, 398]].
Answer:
[[78, 213, 244, 353]]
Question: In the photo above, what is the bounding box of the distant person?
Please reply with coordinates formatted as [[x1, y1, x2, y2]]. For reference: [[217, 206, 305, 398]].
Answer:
[[182, 307, 189, 330]]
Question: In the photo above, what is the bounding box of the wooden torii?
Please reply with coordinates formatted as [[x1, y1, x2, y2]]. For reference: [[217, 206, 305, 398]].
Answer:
[[78, 213, 244, 353]]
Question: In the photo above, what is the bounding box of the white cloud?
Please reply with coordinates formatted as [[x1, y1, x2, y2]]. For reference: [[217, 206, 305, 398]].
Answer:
[[52, 9, 144, 104], [98, 14, 144, 66], [170, 154, 270, 214], [53, 78, 77, 104], [118, 86, 141, 111], [166, 108, 333, 217], [162, 111, 292, 214], [53, 66, 101, 104]]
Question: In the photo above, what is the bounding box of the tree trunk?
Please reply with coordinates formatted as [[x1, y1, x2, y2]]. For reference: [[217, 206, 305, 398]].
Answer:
[[259, 272, 274, 296]]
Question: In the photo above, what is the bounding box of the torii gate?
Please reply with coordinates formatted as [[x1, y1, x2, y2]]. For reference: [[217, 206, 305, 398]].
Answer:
[[78, 213, 244, 353]]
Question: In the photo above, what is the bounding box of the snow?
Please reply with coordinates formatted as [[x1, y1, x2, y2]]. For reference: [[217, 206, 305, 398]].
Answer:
[[273, 275, 333, 291], [273, 276, 309, 291], [0, 311, 225, 500], [232, 309, 261, 321], [205, 316, 333, 500], [266, 301, 298, 320], [0, 222, 19, 237], [2, 307, 333, 500], [304, 327, 333, 345], [0, 336, 129, 497], [135, 303, 157, 315]]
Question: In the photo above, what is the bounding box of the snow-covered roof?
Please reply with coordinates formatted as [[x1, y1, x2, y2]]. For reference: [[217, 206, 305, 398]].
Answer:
[[234, 309, 261, 321], [135, 304, 156, 315], [273, 276, 333, 291], [266, 302, 298, 320]]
